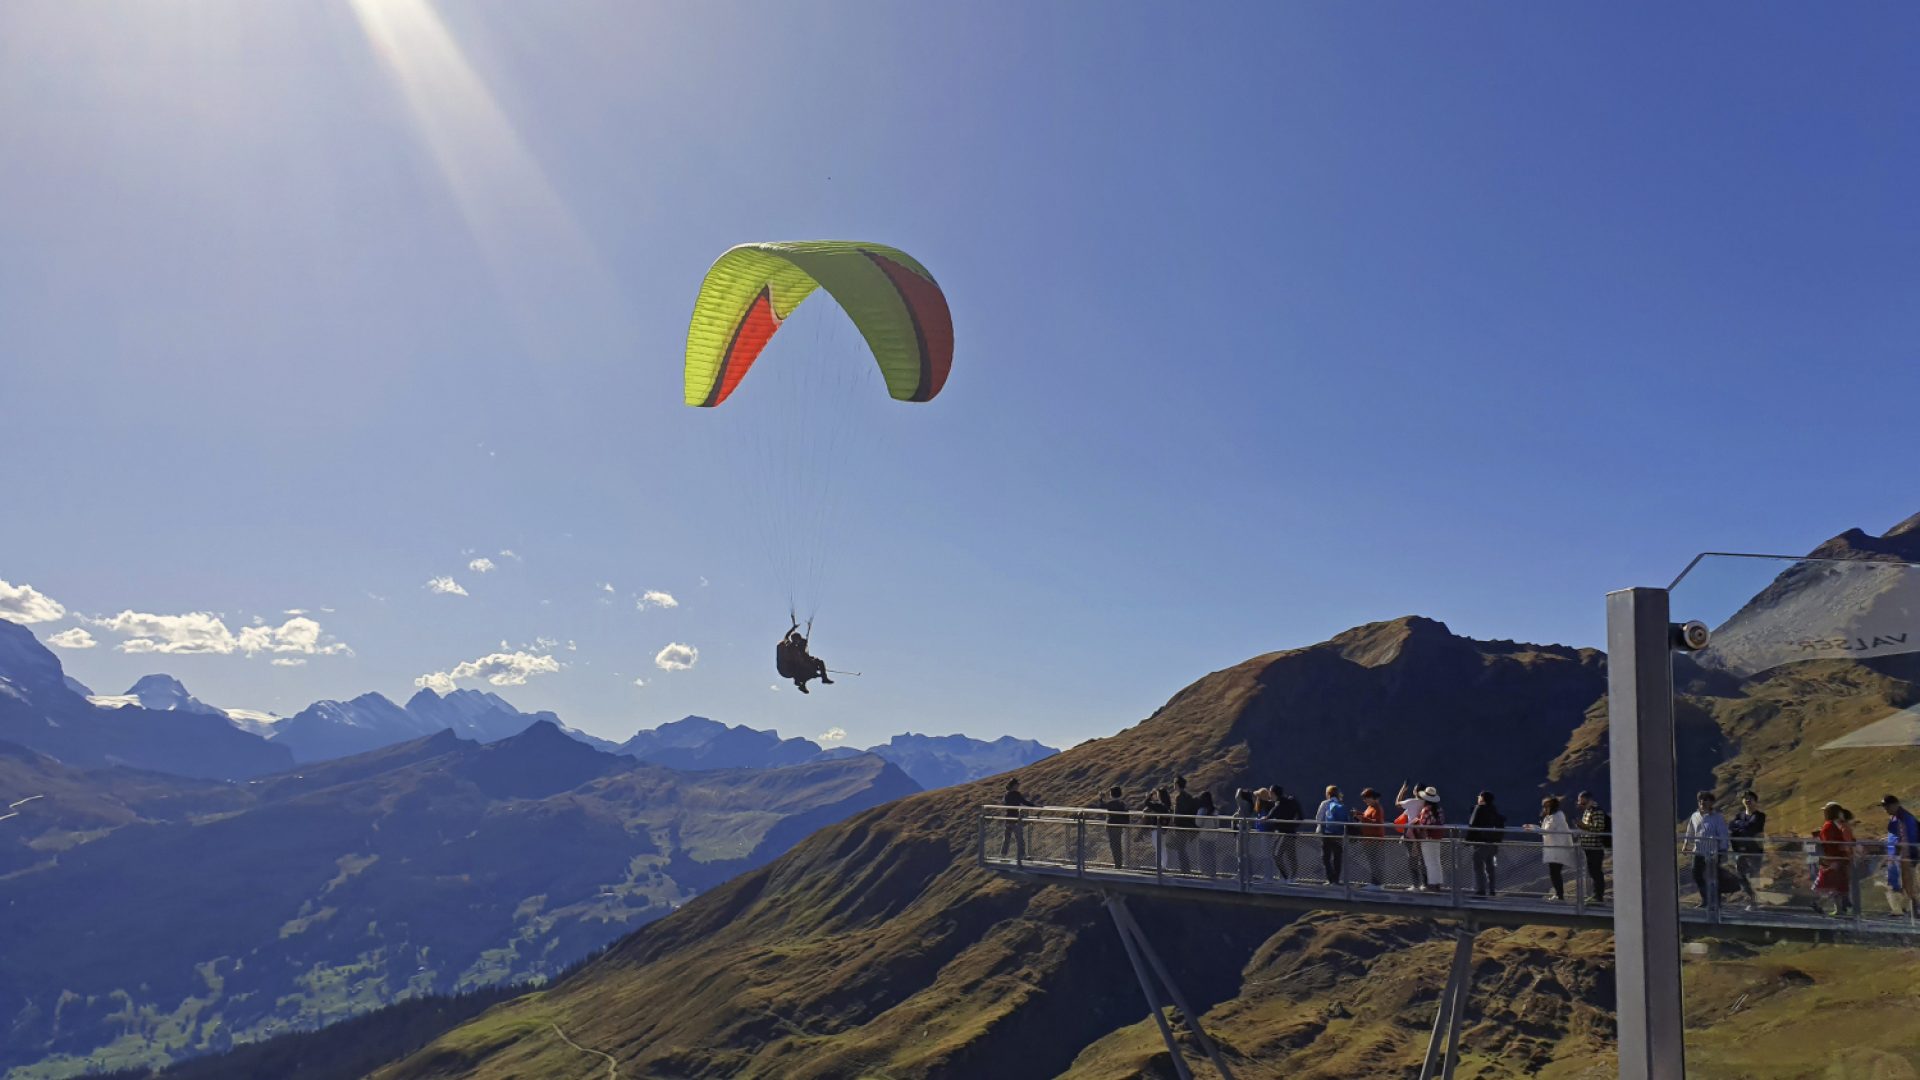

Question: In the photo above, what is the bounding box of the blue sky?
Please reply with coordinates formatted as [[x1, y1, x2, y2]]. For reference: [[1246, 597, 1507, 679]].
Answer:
[[2, 3, 1917, 749]]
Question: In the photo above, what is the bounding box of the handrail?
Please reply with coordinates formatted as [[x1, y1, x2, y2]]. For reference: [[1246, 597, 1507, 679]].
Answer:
[[977, 805, 1920, 938]]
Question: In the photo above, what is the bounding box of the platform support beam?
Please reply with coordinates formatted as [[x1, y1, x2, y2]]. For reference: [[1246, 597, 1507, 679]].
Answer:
[[1108, 896, 1238, 1080], [1419, 924, 1475, 1080], [1107, 893, 1194, 1080]]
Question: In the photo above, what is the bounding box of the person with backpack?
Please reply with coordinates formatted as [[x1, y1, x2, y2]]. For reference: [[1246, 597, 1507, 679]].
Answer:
[[1884, 795, 1920, 914], [1395, 781, 1430, 890], [1412, 786, 1448, 892], [1466, 790, 1507, 897], [1315, 785, 1350, 885], [1575, 791, 1612, 903], [1727, 790, 1767, 908]]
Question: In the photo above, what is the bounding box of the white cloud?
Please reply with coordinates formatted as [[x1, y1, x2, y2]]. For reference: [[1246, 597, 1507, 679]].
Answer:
[[598, 582, 615, 593], [97, 610, 241, 654], [271, 658, 307, 667], [636, 590, 679, 610], [236, 616, 351, 657], [819, 727, 848, 743], [498, 549, 520, 560], [284, 608, 308, 616], [426, 576, 468, 597], [653, 643, 698, 671], [46, 627, 96, 650], [415, 650, 561, 694], [632, 677, 647, 688], [94, 611, 350, 658], [0, 579, 66, 624], [468, 557, 496, 574]]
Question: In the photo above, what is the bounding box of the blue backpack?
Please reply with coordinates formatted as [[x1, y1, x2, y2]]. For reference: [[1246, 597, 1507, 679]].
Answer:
[[1321, 799, 1350, 836]]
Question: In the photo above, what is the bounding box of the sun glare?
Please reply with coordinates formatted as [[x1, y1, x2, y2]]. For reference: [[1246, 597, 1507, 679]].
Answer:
[[348, 0, 618, 351]]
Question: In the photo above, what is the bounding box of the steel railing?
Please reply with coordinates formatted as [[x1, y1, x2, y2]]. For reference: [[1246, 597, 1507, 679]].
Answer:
[[979, 806, 1920, 935]]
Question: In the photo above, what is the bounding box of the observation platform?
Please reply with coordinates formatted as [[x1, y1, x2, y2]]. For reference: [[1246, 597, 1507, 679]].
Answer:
[[976, 806, 1920, 1080], [978, 806, 1920, 944]]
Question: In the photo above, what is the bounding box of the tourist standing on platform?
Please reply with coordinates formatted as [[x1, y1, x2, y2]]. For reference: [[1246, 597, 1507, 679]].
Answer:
[[1396, 782, 1430, 890], [1000, 778, 1033, 859], [1170, 776, 1199, 874], [1683, 791, 1731, 908], [1315, 786, 1350, 884], [1728, 790, 1767, 908], [1143, 787, 1172, 869], [1815, 801, 1854, 915], [1099, 785, 1130, 869], [1530, 795, 1576, 901], [1269, 785, 1303, 881], [1251, 787, 1277, 882], [1355, 788, 1387, 887], [1884, 795, 1920, 914], [1575, 792, 1611, 904], [1233, 787, 1258, 827], [1413, 786, 1448, 892], [1195, 790, 1219, 877], [1466, 791, 1506, 897]]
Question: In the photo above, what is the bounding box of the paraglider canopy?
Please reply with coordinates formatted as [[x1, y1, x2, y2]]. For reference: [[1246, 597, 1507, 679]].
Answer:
[[684, 241, 954, 407]]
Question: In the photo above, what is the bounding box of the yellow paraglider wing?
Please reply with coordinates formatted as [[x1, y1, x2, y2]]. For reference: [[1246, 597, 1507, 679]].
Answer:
[[683, 241, 953, 407]]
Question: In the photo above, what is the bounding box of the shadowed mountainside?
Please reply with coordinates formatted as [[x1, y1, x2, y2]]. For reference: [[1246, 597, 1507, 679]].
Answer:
[[0, 726, 919, 1078]]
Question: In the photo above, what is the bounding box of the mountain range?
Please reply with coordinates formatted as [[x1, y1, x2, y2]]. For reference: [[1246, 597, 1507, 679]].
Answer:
[[3, 624, 1057, 788], [0, 722, 921, 1077]]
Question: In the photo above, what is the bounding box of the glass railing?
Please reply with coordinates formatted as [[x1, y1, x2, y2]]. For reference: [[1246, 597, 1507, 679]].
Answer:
[[1669, 552, 1920, 1076]]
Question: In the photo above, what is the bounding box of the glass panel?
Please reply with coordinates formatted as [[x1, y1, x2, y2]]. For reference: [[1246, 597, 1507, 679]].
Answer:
[[1669, 553, 1920, 1076]]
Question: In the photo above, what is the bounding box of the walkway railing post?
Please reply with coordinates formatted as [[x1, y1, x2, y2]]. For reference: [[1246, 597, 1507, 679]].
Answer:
[[1449, 827, 1463, 908], [1076, 815, 1087, 878], [1575, 840, 1587, 916], [1607, 586, 1685, 1080], [1238, 822, 1251, 893], [978, 810, 988, 867]]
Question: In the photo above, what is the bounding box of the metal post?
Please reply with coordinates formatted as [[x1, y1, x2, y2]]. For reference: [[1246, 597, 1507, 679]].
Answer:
[[1076, 815, 1087, 878], [1106, 894, 1195, 1080], [978, 810, 988, 867], [1607, 587, 1685, 1080], [1442, 925, 1474, 1080], [1238, 822, 1251, 893], [1449, 827, 1463, 907], [1420, 925, 1473, 1080], [1110, 899, 1239, 1080]]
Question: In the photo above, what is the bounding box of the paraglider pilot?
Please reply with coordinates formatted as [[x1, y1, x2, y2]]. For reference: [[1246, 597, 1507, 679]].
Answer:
[[776, 623, 833, 694]]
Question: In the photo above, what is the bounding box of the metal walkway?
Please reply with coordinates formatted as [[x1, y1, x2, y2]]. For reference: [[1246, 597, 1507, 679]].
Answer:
[[978, 806, 1920, 1080]]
